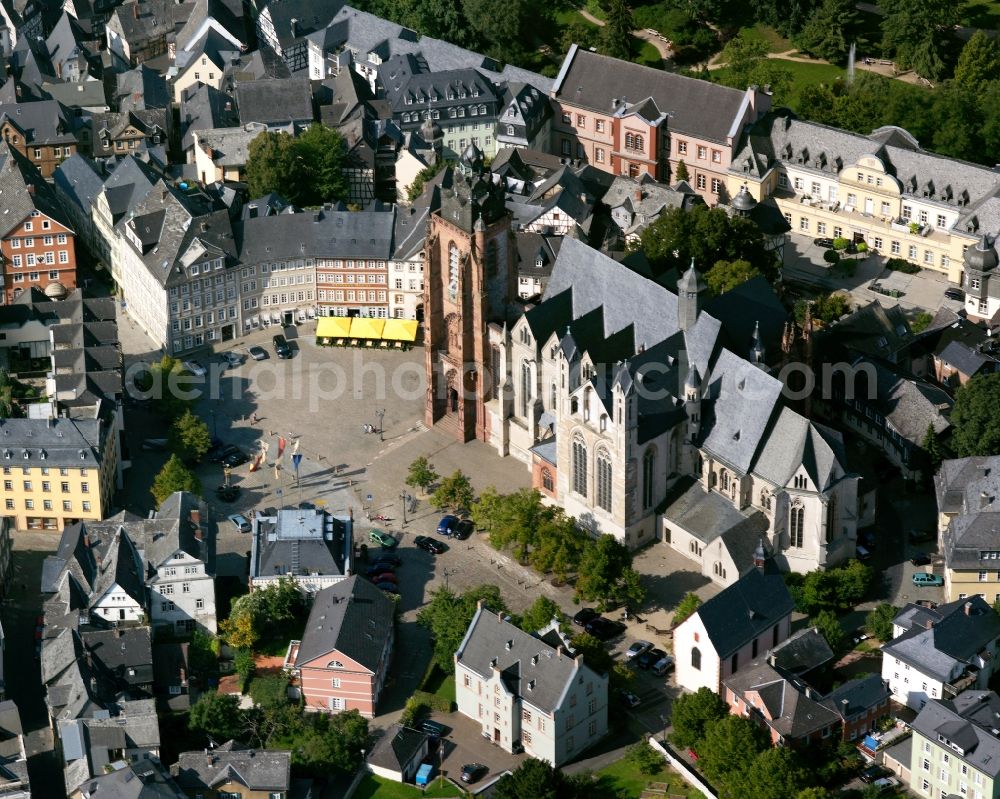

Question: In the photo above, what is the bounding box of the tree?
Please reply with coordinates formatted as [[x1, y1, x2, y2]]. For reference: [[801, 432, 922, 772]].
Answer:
[[793, 0, 860, 63], [219, 603, 259, 651], [674, 159, 690, 182], [188, 631, 219, 679], [492, 758, 574, 799], [672, 592, 702, 626], [715, 33, 794, 104], [880, 0, 961, 81], [169, 409, 212, 463], [269, 709, 369, 776], [699, 715, 766, 788], [234, 649, 255, 687], [955, 30, 1000, 90], [921, 423, 943, 470], [473, 487, 552, 562], [151, 454, 201, 507], [529, 512, 588, 583], [811, 609, 846, 653], [705, 259, 761, 296], [430, 469, 474, 511], [576, 535, 645, 609], [405, 456, 439, 494], [951, 373, 1000, 456], [797, 789, 837, 799], [865, 603, 898, 642], [245, 125, 348, 207], [561, 18, 602, 54], [797, 560, 871, 614], [626, 741, 666, 775], [670, 687, 728, 748], [602, 0, 635, 60], [0, 369, 14, 416], [519, 596, 563, 634], [740, 746, 811, 799], [569, 631, 615, 676], [189, 691, 242, 741], [640, 205, 775, 280], [417, 584, 508, 672], [911, 311, 933, 333], [146, 355, 196, 420]]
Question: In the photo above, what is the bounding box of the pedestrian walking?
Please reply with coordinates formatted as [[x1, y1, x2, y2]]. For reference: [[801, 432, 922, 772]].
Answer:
[[251, 413, 258, 425]]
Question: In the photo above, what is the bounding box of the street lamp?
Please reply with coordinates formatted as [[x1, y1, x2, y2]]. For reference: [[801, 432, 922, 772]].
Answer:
[[209, 409, 218, 438], [375, 408, 385, 442], [399, 492, 410, 526]]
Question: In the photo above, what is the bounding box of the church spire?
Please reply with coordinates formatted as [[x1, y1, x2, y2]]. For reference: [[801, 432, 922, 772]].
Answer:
[[677, 259, 706, 332]]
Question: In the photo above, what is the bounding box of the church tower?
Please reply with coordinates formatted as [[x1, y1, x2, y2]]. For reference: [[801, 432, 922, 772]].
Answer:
[[423, 145, 516, 443], [677, 259, 706, 331]]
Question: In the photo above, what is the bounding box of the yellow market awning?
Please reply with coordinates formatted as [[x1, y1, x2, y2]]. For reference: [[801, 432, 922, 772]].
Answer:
[[316, 316, 352, 338], [382, 319, 419, 342], [350, 317, 386, 339]]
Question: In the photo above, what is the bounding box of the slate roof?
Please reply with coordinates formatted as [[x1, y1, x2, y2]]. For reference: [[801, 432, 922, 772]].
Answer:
[[456, 603, 602, 714], [911, 691, 1000, 778], [883, 595, 1000, 682], [688, 567, 794, 659], [235, 78, 314, 127], [367, 724, 427, 773], [194, 125, 260, 168], [98, 156, 160, 223], [82, 627, 153, 689], [753, 407, 847, 492], [116, 64, 170, 111], [552, 46, 748, 143], [264, 0, 344, 49], [53, 154, 105, 217], [251, 509, 349, 584], [662, 476, 768, 548], [822, 674, 890, 720], [724, 660, 839, 739], [180, 84, 238, 151], [766, 626, 834, 675], [175, 0, 244, 51], [294, 575, 393, 671], [174, 742, 291, 793], [76, 758, 185, 798], [109, 0, 193, 48], [42, 80, 109, 111], [0, 139, 73, 236], [936, 455, 1000, 516], [860, 357, 952, 441]]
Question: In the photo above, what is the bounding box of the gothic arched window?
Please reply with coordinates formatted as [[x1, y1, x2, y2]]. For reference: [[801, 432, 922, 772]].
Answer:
[[596, 448, 612, 512], [448, 243, 460, 301], [790, 504, 804, 548], [572, 435, 588, 496], [642, 448, 656, 510]]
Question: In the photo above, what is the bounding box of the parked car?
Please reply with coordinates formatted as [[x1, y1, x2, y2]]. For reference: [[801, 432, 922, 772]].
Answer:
[[369, 529, 398, 549], [370, 553, 402, 567], [945, 287, 966, 301], [859, 529, 876, 549], [209, 444, 239, 464], [420, 720, 445, 738], [872, 776, 900, 793], [860, 764, 890, 784], [573, 608, 601, 627], [215, 485, 240, 502], [436, 515, 458, 536], [248, 345, 267, 361], [221, 351, 243, 368], [461, 763, 488, 784], [813, 237, 835, 249], [140, 438, 169, 451], [637, 647, 666, 670], [909, 528, 933, 542], [365, 564, 395, 578], [619, 690, 641, 709], [912, 572, 944, 587], [454, 519, 475, 540], [652, 655, 674, 676], [370, 572, 397, 584], [415, 535, 445, 554], [227, 514, 251, 534], [573, 607, 599, 627], [182, 359, 207, 377], [625, 641, 654, 661], [223, 449, 249, 467], [855, 545, 872, 561], [375, 581, 398, 594], [585, 617, 623, 641], [910, 552, 931, 566], [272, 334, 291, 358]]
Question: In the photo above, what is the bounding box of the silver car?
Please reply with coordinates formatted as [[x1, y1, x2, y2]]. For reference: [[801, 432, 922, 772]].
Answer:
[[227, 513, 251, 533], [221, 351, 243, 368]]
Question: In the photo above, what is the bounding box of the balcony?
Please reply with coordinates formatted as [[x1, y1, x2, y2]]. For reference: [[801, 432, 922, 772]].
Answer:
[[943, 668, 979, 698]]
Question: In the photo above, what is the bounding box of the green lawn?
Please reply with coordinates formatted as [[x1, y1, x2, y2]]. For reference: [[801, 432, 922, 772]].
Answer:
[[715, 58, 846, 112], [737, 23, 792, 53], [959, 0, 1000, 26], [421, 665, 457, 711], [353, 774, 465, 799], [583, 0, 606, 21], [593, 757, 697, 798], [634, 38, 665, 68]]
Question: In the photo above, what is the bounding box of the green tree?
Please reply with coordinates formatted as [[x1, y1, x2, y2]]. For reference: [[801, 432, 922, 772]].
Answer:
[[716, 33, 794, 104], [740, 746, 811, 799], [793, 0, 860, 63], [576, 535, 645, 609], [672, 592, 702, 626], [147, 355, 197, 420], [811, 609, 846, 653], [951, 373, 1000, 456], [493, 758, 569, 799], [151, 454, 201, 507], [189, 691, 242, 741], [602, 0, 635, 60], [674, 159, 690, 182], [797, 789, 837, 799], [700, 715, 767, 788], [569, 631, 615, 676], [626, 741, 666, 775], [921, 423, 943, 470], [561, 18, 602, 54], [880, 0, 962, 81], [430, 469, 475, 511], [169, 409, 212, 463], [245, 125, 348, 207], [955, 30, 1000, 90], [797, 560, 871, 614], [188, 631, 219, 679], [519, 596, 563, 634], [670, 687, 728, 748], [865, 603, 898, 642], [0, 369, 14, 416], [529, 512, 588, 583], [473, 487, 551, 562], [417, 584, 508, 672], [269, 709, 369, 776], [405, 456, 439, 494], [912, 311, 933, 333], [705, 259, 761, 296], [640, 205, 775, 279], [234, 649, 255, 686]]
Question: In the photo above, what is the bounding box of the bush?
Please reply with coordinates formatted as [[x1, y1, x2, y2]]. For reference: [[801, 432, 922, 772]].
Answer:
[[823, 249, 840, 264], [400, 696, 431, 727], [832, 237, 850, 251], [234, 649, 255, 690], [856, 241, 869, 253], [248, 674, 289, 708], [886, 257, 921, 274], [626, 741, 666, 775], [866, 603, 898, 642]]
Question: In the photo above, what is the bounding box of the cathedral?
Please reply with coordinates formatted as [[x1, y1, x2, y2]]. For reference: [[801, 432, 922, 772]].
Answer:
[[422, 150, 860, 585]]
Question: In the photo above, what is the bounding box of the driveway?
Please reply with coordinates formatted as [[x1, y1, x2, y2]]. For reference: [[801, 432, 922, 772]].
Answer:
[[429, 712, 524, 790]]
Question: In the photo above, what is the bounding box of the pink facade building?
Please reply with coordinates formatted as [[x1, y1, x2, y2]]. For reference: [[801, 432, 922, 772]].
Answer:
[[284, 576, 394, 719], [549, 46, 771, 202]]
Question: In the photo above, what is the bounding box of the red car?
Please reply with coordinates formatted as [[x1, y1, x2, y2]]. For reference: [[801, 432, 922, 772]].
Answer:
[[372, 572, 397, 584]]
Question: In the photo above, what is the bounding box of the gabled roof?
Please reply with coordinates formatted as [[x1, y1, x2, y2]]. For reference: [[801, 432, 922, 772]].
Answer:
[[367, 724, 427, 773], [686, 567, 794, 659], [753, 407, 846, 491], [116, 64, 170, 112], [235, 78, 313, 127], [295, 575, 394, 671], [0, 139, 73, 237], [174, 742, 291, 792], [822, 674, 890, 720], [766, 626, 834, 675], [911, 692, 1000, 777], [724, 660, 839, 739]]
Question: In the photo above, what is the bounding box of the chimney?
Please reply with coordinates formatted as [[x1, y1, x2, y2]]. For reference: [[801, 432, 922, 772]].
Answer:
[[556, 646, 562, 660], [635, 189, 642, 201], [205, 749, 211, 767], [924, 619, 935, 629], [982, 490, 990, 509], [179, 667, 186, 685], [191, 509, 200, 525], [193, 524, 203, 542], [290, 18, 298, 38], [497, 610, 503, 622], [966, 601, 973, 616], [82, 533, 90, 548], [840, 698, 849, 716], [132, 2, 139, 19]]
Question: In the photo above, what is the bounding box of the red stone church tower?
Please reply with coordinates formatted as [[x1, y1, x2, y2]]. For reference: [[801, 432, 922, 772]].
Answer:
[[423, 145, 516, 443]]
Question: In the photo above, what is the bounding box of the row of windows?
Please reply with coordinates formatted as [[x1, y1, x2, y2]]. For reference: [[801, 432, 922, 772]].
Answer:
[[10, 232, 67, 246], [5, 498, 91, 511], [161, 597, 205, 611], [316, 273, 386, 284], [3, 480, 89, 493], [10, 253, 69, 268], [571, 437, 613, 513], [791, 216, 953, 268], [675, 140, 721, 162], [10, 270, 62, 284]]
